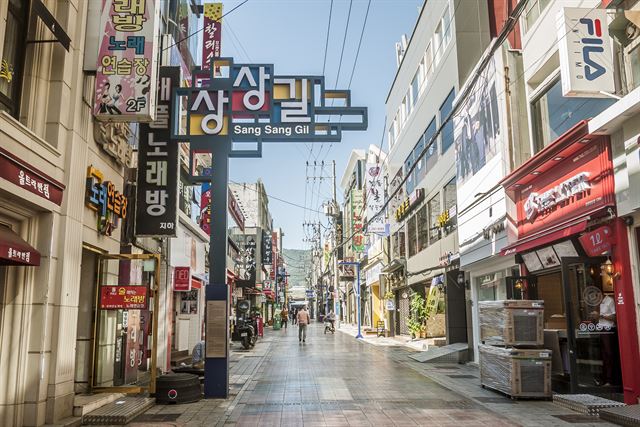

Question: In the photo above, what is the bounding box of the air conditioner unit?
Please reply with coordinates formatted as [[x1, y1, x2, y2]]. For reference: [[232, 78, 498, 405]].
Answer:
[[479, 345, 552, 398], [479, 300, 544, 347]]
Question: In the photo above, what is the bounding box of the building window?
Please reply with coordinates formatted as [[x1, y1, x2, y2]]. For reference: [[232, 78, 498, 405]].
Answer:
[[443, 178, 457, 233], [424, 118, 438, 170], [624, 35, 640, 93], [408, 215, 418, 258], [417, 205, 429, 251], [441, 4, 452, 48], [440, 89, 455, 153], [405, 154, 415, 195], [0, 0, 29, 117], [393, 227, 406, 258], [531, 77, 615, 152], [423, 42, 433, 92], [434, 22, 443, 65], [413, 136, 426, 184], [523, 0, 552, 34], [411, 70, 419, 108], [428, 193, 441, 243]]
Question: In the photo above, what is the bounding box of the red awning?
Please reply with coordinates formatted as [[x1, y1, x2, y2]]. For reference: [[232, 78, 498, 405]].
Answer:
[[191, 278, 202, 289], [501, 219, 588, 256], [0, 225, 41, 266]]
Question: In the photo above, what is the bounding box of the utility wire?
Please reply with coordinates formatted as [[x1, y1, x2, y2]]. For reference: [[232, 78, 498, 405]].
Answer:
[[322, 0, 335, 76], [347, 0, 371, 90], [229, 180, 324, 214], [334, 0, 354, 88], [163, 0, 250, 52]]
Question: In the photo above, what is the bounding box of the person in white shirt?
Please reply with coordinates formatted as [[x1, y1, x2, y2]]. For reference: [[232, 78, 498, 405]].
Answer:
[[598, 294, 617, 386]]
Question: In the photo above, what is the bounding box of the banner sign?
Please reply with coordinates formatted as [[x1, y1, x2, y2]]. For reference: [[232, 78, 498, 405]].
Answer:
[[135, 67, 180, 236], [365, 163, 386, 234], [228, 188, 245, 230], [86, 165, 128, 236], [579, 225, 614, 257], [174, 266, 191, 291], [336, 211, 344, 260], [271, 231, 278, 280], [557, 7, 615, 97], [94, 0, 159, 121], [261, 230, 273, 264], [100, 285, 148, 309], [202, 3, 222, 69], [200, 183, 211, 234], [235, 236, 257, 287], [351, 189, 365, 252]]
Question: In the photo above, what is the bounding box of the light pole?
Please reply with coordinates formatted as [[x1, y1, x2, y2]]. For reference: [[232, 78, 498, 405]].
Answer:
[[339, 261, 363, 339]]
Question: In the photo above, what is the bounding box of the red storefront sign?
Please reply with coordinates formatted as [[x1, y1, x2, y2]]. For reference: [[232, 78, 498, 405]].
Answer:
[[504, 122, 615, 240], [174, 266, 191, 291], [0, 146, 64, 205], [579, 225, 614, 257], [228, 188, 245, 230], [100, 286, 148, 309]]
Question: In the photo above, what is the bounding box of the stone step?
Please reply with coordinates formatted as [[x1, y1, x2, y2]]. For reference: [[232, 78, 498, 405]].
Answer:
[[43, 416, 82, 427], [598, 405, 640, 426], [409, 342, 469, 364], [73, 393, 125, 417], [82, 396, 154, 425]]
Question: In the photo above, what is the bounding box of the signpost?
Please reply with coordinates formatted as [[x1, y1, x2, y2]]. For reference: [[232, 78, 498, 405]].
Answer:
[[171, 58, 367, 398]]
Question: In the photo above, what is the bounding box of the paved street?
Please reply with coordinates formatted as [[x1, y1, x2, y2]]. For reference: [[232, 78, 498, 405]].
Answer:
[[133, 323, 611, 427]]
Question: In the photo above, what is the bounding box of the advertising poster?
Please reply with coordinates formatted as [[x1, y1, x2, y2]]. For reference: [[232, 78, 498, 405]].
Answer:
[[94, 0, 159, 121]]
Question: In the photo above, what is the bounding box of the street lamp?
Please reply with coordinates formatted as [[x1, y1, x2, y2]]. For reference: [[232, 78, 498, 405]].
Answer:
[[339, 260, 363, 339]]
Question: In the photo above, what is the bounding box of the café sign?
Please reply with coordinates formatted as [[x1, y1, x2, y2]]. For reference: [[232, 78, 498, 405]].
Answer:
[[524, 172, 591, 221], [100, 285, 148, 309]]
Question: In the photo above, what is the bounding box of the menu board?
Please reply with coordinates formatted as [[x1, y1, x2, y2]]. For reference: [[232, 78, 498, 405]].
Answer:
[[205, 301, 227, 358], [538, 246, 561, 269], [522, 252, 544, 272]]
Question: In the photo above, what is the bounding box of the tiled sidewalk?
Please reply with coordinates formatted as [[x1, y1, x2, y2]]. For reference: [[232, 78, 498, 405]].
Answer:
[[130, 323, 613, 426]]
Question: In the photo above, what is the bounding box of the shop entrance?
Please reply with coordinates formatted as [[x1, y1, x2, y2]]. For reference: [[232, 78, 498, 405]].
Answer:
[[91, 253, 160, 394], [561, 257, 622, 398], [509, 257, 622, 399]]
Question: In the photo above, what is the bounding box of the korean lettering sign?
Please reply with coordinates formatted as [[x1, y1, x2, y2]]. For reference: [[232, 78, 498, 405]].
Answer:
[[100, 285, 148, 309], [174, 266, 191, 291], [135, 67, 180, 236], [351, 189, 365, 252], [94, 0, 159, 121], [365, 163, 386, 234], [86, 166, 128, 236], [202, 3, 222, 69], [261, 230, 273, 264]]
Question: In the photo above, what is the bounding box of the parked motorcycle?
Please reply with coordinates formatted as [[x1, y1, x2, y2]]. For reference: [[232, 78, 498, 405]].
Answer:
[[232, 300, 257, 349]]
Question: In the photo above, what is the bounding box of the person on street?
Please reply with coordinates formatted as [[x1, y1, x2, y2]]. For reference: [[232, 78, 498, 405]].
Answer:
[[326, 309, 336, 330], [297, 306, 310, 343], [191, 340, 205, 369], [292, 308, 297, 325], [280, 307, 289, 329]]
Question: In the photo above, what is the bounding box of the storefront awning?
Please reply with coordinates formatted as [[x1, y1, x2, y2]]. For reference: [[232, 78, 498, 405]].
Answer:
[[500, 219, 587, 256], [0, 225, 41, 266]]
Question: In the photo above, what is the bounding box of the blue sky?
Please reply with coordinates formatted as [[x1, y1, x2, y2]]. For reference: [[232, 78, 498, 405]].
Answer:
[[222, 0, 422, 249]]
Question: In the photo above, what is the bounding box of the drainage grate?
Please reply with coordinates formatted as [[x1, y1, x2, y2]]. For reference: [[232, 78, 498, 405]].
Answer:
[[552, 414, 605, 424], [133, 413, 181, 422]]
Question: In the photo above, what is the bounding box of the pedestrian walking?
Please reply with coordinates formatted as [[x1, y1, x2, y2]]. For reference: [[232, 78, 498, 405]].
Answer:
[[297, 306, 310, 343], [280, 306, 289, 329], [291, 308, 297, 325]]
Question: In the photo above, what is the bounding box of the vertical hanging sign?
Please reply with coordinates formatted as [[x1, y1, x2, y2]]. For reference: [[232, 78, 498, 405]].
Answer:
[[135, 67, 180, 236], [202, 3, 223, 69], [351, 189, 365, 252], [365, 163, 386, 234], [261, 230, 273, 264], [94, 0, 160, 121]]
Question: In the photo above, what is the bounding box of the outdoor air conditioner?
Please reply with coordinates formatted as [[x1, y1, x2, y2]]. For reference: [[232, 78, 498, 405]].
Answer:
[[479, 300, 544, 347], [479, 345, 552, 398]]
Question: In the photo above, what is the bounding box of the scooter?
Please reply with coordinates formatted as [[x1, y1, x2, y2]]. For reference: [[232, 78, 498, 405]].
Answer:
[[232, 300, 257, 349], [324, 320, 335, 334]]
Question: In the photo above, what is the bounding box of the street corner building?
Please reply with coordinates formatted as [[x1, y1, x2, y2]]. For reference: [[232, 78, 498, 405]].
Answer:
[[0, 1, 208, 426]]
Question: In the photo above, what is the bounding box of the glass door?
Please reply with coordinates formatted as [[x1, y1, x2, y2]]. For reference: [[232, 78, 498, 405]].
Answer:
[[561, 257, 622, 398]]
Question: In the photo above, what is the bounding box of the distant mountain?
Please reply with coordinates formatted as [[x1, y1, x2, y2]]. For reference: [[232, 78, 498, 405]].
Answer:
[[282, 248, 312, 290]]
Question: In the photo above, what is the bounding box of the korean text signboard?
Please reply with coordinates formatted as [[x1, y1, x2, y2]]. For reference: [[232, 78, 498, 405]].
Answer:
[[558, 7, 615, 97], [174, 266, 191, 291], [100, 285, 148, 309], [365, 163, 386, 234], [351, 189, 364, 252], [202, 3, 222, 69], [94, 0, 159, 121], [135, 67, 180, 236], [579, 225, 614, 257], [86, 166, 128, 236], [261, 230, 273, 264]]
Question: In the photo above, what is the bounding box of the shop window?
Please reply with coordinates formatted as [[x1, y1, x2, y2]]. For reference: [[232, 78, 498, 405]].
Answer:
[[408, 214, 418, 257], [443, 178, 457, 233], [531, 78, 615, 152], [440, 89, 455, 153], [416, 205, 429, 251], [0, 0, 29, 117], [522, 0, 552, 34], [428, 193, 441, 243]]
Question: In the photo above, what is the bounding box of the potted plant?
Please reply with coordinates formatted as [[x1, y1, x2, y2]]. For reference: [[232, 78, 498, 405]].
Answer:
[[406, 292, 427, 339]]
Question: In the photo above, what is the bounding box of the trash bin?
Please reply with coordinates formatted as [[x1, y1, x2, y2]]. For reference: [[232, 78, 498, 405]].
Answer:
[[273, 315, 281, 330]]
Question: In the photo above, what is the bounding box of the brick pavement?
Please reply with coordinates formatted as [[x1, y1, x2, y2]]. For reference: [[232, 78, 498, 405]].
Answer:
[[130, 322, 612, 426]]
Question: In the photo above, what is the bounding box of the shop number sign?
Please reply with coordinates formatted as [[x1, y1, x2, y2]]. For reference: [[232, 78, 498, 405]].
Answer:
[[100, 286, 148, 309], [578, 225, 613, 257]]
